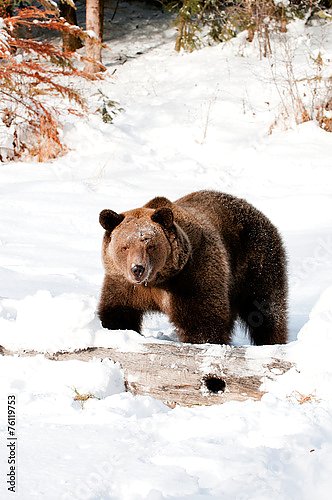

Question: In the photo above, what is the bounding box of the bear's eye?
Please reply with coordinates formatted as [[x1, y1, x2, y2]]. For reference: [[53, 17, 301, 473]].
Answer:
[[147, 243, 156, 251], [121, 245, 129, 252]]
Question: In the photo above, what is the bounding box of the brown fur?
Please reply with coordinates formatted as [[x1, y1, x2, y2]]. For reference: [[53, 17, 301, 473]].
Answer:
[[98, 190, 288, 345]]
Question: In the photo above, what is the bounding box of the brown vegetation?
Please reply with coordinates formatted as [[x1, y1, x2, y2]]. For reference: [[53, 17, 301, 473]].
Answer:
[[0, 6, 99, 161]]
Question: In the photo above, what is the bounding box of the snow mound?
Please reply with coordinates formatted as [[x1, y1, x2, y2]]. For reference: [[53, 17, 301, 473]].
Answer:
[[264, 286, 332, 401], [0, 355, 125, 418], [0, 290, 176, 353], [290, 286, 332, 398], [0, 290, 98, 352]]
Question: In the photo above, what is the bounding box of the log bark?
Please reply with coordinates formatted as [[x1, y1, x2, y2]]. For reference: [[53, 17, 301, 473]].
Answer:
[[0, 341, 293, 407]]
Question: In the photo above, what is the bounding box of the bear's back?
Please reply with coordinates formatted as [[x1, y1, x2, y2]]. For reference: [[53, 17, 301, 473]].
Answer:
[[174, 190, 285, 281], [175, 190, 278, 243]]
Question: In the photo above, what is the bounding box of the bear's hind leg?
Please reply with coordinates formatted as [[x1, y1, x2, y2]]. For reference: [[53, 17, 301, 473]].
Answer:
[[239, 296, 287, 345]]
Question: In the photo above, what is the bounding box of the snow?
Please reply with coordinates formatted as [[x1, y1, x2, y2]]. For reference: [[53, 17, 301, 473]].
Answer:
[[85, 29, 99, 40], [1, 4, 332, 499], [0, 17, 10, 63], [274, 0, 290, 6]]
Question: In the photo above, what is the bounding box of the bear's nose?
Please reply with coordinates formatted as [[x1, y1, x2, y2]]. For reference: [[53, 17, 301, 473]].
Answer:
[[131, 264, 145, 280]]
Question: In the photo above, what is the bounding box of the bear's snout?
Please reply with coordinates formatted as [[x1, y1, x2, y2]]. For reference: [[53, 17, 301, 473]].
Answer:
[[131, 264, 145, 281]]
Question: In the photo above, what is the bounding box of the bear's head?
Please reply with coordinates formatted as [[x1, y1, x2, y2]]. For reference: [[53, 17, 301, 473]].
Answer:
[[99, 203, 190, 285]]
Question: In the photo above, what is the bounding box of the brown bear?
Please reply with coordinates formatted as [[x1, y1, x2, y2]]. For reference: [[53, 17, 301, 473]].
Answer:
[[98, 190, 288, 345]]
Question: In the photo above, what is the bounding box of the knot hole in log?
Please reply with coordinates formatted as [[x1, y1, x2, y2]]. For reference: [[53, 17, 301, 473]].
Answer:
[[203, 375, 226, 394]]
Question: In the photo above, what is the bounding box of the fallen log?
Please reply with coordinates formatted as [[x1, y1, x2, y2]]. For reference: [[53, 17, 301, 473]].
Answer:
[[0, 339, 294, 407]]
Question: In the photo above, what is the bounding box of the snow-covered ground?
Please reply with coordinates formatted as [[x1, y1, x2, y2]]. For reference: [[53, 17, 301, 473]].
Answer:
[[0, 4, 332, 499]]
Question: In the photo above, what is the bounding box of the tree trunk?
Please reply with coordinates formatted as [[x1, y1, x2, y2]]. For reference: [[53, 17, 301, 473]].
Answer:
[[0, 342, 293, 407], [59, 1, 83, 52], [84, 0, 105, 74]]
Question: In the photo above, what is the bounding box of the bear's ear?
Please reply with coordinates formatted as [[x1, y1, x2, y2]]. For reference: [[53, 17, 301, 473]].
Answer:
[[145, 196, 172, 209], [99, 209, 125, 232], [151, 207, 174, 230]]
